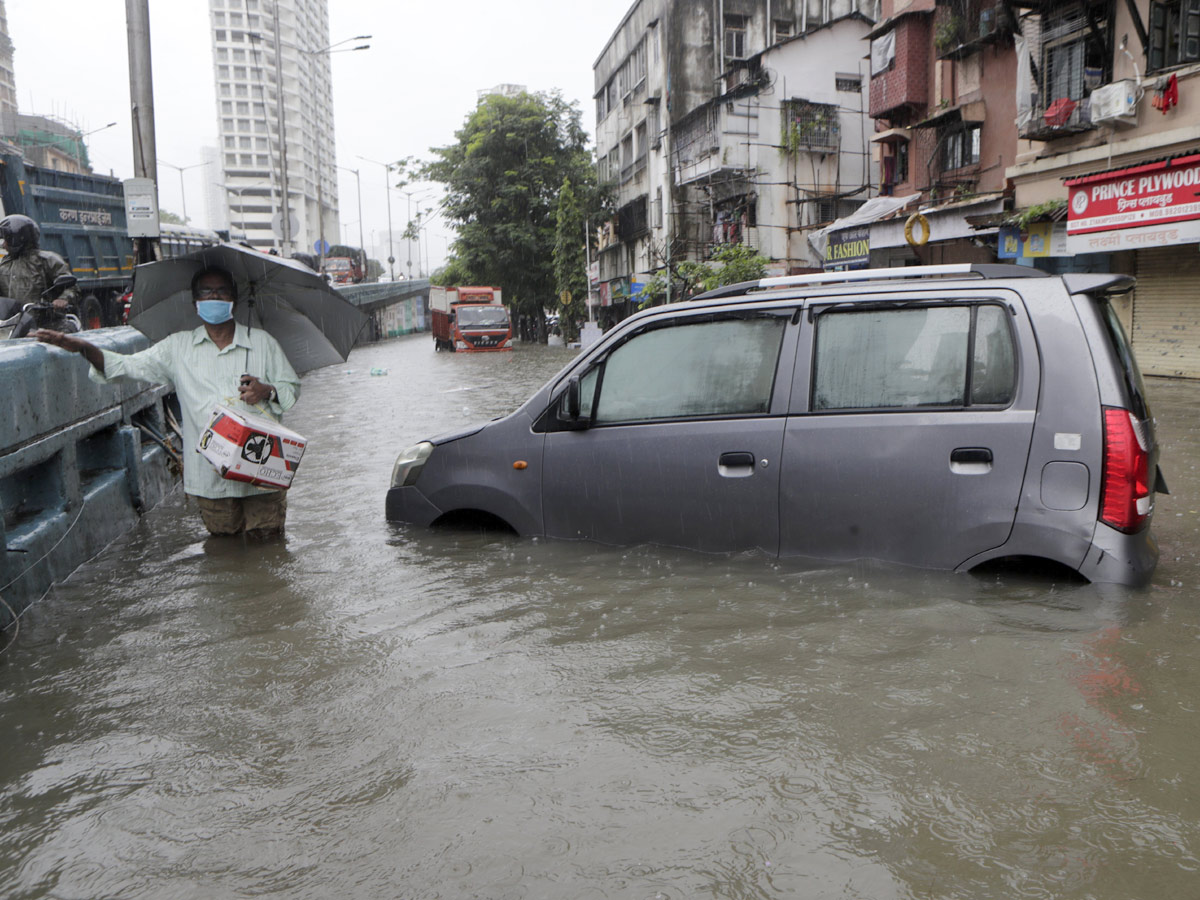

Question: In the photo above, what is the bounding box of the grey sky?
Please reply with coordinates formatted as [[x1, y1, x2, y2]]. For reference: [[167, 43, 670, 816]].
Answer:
[[8, 0, 631, 268]]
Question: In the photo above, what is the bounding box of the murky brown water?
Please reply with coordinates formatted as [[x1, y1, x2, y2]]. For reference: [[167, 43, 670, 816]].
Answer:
[[2, 334, 1198, 899]]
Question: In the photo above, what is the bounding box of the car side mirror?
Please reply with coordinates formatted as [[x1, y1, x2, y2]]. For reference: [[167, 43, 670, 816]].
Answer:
[[566, 375, 581, 419], [554, 375, 589, 430]]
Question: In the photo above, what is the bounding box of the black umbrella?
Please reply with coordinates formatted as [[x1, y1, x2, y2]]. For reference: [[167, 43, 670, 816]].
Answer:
[[128, 243, 368, 374]]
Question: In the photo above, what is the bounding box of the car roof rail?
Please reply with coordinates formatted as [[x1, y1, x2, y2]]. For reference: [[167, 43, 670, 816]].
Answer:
[[691, 263, 1050, 301]]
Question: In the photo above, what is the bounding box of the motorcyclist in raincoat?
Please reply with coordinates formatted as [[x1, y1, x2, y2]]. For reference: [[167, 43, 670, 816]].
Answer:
[[0, 214, 81, 318]]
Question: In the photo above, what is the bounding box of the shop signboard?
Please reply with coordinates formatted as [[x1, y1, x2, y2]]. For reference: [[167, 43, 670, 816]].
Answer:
[[824, 226, 870, 269], [998, 222, 1070, 258], [1066, 153, 1200, 235]]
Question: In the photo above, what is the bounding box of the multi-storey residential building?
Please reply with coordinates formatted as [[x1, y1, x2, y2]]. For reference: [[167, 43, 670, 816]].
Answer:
[[1005, 0, 1200, 378], [831, 0, 1022, 268], [209, 0, 339, 255], [593, 0, 878, 320], [0, 1, 16, 125]]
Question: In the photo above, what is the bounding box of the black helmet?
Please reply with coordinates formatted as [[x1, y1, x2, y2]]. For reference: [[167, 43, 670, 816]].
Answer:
[[0, 214, 40, 254]]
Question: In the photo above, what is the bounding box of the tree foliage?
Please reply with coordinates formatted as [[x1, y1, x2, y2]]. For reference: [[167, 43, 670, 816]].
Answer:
[[422, 90, 598, 340], [637, 243, 770, 306], [553, 177, 589, 342]]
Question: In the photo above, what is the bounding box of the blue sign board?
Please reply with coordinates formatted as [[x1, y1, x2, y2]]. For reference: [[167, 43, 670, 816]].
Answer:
[[315, 239, 331, 254]]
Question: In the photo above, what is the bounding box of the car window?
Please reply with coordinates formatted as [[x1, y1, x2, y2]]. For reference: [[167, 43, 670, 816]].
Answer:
[[593, 316, 786, 424], [970, 305, 1016, 405], [813, 304, 1014, 411]]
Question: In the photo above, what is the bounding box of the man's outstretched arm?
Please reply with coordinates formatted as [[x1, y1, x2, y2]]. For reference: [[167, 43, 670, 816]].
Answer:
[[36, 329, 105, 373]]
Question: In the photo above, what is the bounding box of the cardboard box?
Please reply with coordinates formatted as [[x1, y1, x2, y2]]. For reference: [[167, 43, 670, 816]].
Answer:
[[197, 404, 307, 490]]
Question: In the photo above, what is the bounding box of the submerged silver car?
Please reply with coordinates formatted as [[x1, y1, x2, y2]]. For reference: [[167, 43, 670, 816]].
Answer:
[[387, 264, 1166, 585]]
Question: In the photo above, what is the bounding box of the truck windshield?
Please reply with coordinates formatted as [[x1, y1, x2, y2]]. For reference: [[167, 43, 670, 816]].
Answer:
[[457, 305, 509, 328]]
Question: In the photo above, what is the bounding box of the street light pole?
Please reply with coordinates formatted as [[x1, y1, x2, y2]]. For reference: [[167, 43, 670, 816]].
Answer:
[[271, 4, 292, 255], [157, 159, 208, 224], [358, 155, 396, 281], [338, 165, 366, 279]]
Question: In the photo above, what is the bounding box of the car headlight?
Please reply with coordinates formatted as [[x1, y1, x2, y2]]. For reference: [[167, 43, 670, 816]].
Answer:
[[390, 441, 434, 488]]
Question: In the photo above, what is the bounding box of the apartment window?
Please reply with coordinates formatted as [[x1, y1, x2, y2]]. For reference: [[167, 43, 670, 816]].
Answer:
[[773, 20, 793, 43], [654, 187, 663, 229], [225, 153, 237, 165], [224, 136, 235, 148], [835, 73, 863, 93], [597, 89, 608, 123], [239, 136, 252, 149], [221, 101, 233, 114], [942, 124, 981, 170], [630, 40, 647, 90], [621, 133, 634, 177], [1149, 0, 1200, 70], [725, 15, 748, 60], [236, 101, 249, 114], [1040, 3, 1107, 104], [222, 117, 234, 130], [634, 121, 648, 169]]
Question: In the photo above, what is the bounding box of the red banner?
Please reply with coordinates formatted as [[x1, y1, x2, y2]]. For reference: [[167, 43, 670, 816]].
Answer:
[[1065, 154, 1200, 235]]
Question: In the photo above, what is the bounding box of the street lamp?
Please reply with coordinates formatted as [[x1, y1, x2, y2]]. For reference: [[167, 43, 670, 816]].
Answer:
[[399, 188, 432, 280], [337, 165, 366, 279], [298, 39, 370, 273], [157, 158, 209, 224], [246, 20, 369, 257], [359, 155, 398, 281]]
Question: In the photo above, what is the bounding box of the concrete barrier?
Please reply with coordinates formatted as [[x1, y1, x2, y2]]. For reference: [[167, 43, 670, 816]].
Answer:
[[1, 328, 177, 627]]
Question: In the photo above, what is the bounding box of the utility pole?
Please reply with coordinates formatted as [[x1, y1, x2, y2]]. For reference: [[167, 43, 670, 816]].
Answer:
[[272, 4, 293, 255], [125, 0, 161, 263]]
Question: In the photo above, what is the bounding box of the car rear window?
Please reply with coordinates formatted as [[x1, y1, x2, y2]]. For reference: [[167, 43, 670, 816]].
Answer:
[[812, 303, 1015, 411], [1096, 296, 1149, 420]]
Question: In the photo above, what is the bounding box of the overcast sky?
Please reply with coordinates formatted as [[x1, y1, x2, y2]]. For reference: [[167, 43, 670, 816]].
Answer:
[[6, 0, 633, 270]]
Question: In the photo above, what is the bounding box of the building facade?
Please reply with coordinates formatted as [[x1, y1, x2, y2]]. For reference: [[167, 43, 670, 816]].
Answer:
[[1004, 0, 1200, 379], [208, 0, 339, 255], [593, 0, 879, 319]]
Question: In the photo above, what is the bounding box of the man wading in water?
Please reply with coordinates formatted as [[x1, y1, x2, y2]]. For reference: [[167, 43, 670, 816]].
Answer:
[[36, 266, 301, 538]]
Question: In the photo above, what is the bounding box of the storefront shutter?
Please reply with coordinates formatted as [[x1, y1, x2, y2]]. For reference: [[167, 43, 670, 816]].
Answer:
[[1133, 246, 1200, 378]]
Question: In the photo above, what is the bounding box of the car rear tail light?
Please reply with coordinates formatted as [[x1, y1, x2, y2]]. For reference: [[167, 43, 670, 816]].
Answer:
[[1100, 406, 1151, 533]]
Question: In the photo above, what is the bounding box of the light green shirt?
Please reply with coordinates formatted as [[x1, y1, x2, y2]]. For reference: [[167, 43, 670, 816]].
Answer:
[[90, 323, 301, 499]]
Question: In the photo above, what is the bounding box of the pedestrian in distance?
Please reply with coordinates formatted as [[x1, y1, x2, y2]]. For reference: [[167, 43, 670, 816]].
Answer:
[[36, 266, 302, 539], [0, 214, 81, 314]]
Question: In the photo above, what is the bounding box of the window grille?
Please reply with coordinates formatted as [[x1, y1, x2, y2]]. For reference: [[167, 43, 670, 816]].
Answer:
[[782, 99, 840, 152]]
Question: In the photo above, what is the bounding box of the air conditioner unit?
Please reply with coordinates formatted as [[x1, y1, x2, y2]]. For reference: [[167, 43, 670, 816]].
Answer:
[[1090, 80, 1139, 125]]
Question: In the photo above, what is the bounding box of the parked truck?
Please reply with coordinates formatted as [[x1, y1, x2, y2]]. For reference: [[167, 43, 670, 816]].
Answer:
[[430, 285, 511, 352], [0, 145, 134, 328]]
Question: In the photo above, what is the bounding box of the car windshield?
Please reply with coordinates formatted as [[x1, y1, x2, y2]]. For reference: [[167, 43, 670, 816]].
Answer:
[[456, 305, 509, 328]]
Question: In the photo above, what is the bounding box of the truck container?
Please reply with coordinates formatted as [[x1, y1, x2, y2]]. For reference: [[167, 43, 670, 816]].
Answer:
[[430, 285, 511, 352], [0, 145, 134, 328]]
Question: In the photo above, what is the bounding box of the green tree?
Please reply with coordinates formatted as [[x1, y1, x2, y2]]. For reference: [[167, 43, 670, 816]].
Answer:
[[432, 255, 471, 286], [553, 177, 588, 342], [636, 243, 768, 305], [423, 89, 598, 342], [159, 209, 186, 225]]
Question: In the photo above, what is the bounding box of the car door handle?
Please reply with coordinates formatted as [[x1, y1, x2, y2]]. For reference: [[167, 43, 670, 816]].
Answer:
[[719, 452, 756, 467], [951, 447, 993, 464], [718, 451, 757, 478]]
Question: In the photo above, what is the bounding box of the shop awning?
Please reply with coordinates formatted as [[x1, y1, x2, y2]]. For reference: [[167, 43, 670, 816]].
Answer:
[[809, 193, 920, 259]]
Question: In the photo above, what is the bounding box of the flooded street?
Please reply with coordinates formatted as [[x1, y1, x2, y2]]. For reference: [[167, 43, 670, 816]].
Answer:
[[2, 333, 1199, 899]]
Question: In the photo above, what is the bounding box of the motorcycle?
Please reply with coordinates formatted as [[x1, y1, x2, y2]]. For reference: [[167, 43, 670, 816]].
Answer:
[[0, 274, 81, 339]]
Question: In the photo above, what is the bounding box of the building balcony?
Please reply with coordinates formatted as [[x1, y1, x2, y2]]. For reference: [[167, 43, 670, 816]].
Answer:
[[1018, 96, 1095, 141]]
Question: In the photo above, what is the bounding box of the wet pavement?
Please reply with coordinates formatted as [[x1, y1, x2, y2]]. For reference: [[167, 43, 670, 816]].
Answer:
[[1, 334, 1198, 899]]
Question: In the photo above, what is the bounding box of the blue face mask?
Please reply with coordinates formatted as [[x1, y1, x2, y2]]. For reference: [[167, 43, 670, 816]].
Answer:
[[195, 299, 234, 324]]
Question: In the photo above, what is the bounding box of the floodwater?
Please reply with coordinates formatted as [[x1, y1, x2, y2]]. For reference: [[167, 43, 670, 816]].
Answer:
[[1, 333, 1198, 899]]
